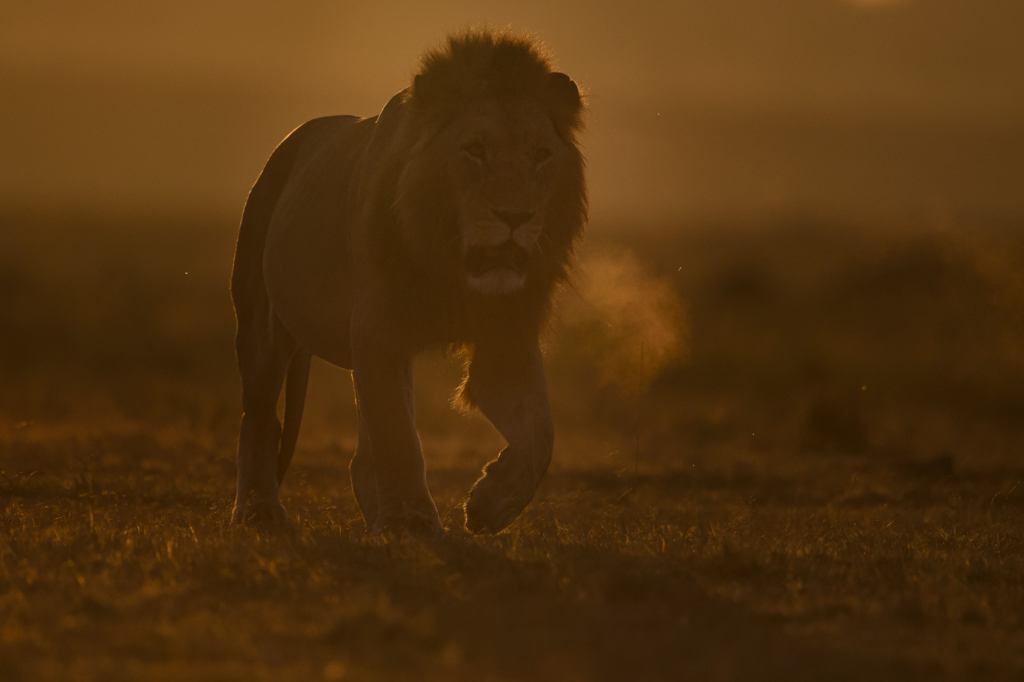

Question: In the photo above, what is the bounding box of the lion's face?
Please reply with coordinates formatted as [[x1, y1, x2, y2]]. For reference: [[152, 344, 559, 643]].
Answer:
[[439, 97, 571, 295]]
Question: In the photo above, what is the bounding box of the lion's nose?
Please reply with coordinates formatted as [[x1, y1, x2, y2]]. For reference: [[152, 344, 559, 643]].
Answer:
[[493, 210, 535, 230]]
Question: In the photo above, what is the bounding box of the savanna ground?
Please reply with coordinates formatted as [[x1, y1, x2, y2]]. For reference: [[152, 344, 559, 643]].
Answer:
[[3, 209, 1024, 680]]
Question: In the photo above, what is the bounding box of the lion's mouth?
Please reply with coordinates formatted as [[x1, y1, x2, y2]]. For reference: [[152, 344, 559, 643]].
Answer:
[[464, 242, 530, 277]]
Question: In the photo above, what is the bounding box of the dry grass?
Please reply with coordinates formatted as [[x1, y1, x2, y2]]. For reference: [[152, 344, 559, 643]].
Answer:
[[3, 210, 1024, 680]]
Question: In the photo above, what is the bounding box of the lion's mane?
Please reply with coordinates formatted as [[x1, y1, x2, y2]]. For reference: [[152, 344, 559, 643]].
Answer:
[[361, 30, 588, 348]]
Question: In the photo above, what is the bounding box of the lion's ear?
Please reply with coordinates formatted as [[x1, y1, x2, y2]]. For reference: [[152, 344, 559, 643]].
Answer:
[[412, 73, 429, 105], [548, 72, 583, 131], [412, 72, 450, 113], [412, 73, 439, 111], [549, 72, 580, 107]]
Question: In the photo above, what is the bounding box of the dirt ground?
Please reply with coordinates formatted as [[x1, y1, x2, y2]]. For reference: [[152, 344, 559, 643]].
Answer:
[[3, 210, 1024, 680]]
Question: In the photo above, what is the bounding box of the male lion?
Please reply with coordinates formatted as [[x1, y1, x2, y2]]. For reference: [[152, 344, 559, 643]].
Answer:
[[230, 31, 586, 535]]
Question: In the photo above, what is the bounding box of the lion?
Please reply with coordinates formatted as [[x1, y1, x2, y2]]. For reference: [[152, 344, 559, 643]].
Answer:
[[230, 30, 586, 536]]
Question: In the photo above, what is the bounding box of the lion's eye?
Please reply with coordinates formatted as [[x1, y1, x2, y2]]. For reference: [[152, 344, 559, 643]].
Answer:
[[534, 147, 552, 165], [464, 142, 486, 162]]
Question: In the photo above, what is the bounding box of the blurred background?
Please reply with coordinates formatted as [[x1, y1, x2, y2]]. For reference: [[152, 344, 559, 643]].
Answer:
[[3, 0, 1024, 475], [3, 0, 1023, 219]]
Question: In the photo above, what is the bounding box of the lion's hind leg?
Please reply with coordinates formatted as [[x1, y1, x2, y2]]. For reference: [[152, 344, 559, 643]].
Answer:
[[462, 340, 554, 534], [232, 307, 299, 528]]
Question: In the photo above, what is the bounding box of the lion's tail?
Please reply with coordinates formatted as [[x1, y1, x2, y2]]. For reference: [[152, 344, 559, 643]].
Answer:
[[278, 349, 311, 484]]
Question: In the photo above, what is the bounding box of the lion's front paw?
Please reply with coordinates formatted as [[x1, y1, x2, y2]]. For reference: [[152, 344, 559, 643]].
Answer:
[[232, 499, 289, 529], [464, 463, 536, 534]]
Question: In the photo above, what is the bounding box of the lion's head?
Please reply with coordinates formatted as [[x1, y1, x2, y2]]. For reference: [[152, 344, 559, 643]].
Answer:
[[384, 31, 586, 306]]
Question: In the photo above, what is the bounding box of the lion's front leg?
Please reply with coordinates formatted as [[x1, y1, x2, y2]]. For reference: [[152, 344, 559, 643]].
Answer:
[[463, 339, 554, 534], [351, 328, 441, 537]]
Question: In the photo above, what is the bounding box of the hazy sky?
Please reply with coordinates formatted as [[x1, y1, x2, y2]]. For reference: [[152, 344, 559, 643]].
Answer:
[[2, 0, 1023, 221]]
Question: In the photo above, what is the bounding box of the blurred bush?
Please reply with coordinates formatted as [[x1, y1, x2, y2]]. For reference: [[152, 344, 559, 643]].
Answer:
[[3, 209, 1024, 471]]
